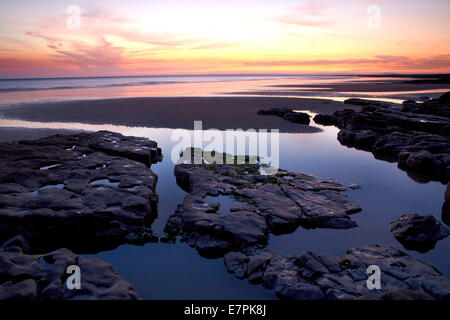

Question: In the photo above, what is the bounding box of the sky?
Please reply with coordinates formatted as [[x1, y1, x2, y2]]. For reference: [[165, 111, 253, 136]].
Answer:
[[0, 0, 449, 78]]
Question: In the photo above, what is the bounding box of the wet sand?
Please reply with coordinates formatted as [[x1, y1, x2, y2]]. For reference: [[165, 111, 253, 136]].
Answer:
[[0, 96, 359, 133], [268, 81, 450, 93]]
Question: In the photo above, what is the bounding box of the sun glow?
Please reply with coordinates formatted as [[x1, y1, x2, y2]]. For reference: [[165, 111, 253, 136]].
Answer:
[[0, 0, 449, 78]]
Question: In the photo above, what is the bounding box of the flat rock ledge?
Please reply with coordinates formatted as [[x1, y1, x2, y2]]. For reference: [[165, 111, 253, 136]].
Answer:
[[0, 236, 140, 300], [0, 131, 162, 252], [224, 244, 450, 300], [164, 153, 361, 257], [389, 214, 449, 253], [313, 92, 450, 183]]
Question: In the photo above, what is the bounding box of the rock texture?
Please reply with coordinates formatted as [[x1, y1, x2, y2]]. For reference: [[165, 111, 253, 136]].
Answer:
[[0, 131, 162, 252], [224, 244, 450, 300], [257, 108, 311, 125], [389, 214, 449, 252], [443, 183, 450, 227], [314, 92, 450, 182], [165, 151, 361, 257], [0, 237, 140, 300], [402, 92, 450, 118]]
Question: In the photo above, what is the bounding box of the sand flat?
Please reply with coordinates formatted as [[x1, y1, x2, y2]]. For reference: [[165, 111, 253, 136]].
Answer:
[[0, 96, 360, 133]]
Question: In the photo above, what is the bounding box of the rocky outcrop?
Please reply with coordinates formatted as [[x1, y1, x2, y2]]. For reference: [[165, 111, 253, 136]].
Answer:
[[313, 114, 337, 126], [165, 151, 361, 257], [0, 131, 162, 252], [443, 183, 450, 227], [315, 92, 450, 182], [282, 112, 310, 124], [402, 92, 450, 118], [224, 244, 450, 300], [0, 237, 140, 300], [389, 214, 449, 252], [257, 108, 311, 125], [257, 108, 291, 117], [343, 98, 397, 108]]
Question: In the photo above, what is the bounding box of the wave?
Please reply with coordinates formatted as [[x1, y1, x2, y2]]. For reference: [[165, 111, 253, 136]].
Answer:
[[0, 81, 182, 92]]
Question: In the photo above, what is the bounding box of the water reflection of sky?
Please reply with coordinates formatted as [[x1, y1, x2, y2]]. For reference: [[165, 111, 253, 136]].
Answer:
[[0, 117, 448, 299]]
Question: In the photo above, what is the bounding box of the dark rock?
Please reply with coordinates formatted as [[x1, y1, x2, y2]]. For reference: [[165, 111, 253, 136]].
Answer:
[[0, 243, 140, 300], [257, 108, 310, 125], [225, 244, 450, 300], [331, 93, 450, 182], [402, 92, 450, 118], [0, 131, 162, 253], [443, 183, 450, 227], [389, 213, 449, 252], [257, 108, 291, 117], [166, 152, 361, 256], [398, 150, 443, 175], [283, 112, 311, 124], [0, 235, 30, 253], [379, 288, 434, 300], [446, 182, 450, 203], [344, 98, 395, 108], [338, 129, 378, 150], [313, 114, 337, 126]]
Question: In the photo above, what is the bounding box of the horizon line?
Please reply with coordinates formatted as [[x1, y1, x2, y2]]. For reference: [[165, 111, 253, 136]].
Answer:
[[1, 72, 449, 81]]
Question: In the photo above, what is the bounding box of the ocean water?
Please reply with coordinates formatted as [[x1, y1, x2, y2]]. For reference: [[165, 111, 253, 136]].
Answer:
[[0, 74, 448, 106]]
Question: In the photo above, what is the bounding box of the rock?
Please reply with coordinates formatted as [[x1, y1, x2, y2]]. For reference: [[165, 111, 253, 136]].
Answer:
[[224, 244, 450, 300], [443, 183, 450, 227], [389, 214, 449, 252], [446, 182, 450, 203], [257, 108, 292, 117], [283, 112, 311, 124], [0, 131, 162, 252], [331, 93, 450, 182], [338, 129, 378, 150], [0, 242, 140, 300], [166, 151, 361, 256], [0, 235, 30, 253], [402, 93, 450, 118], [274, 281, 325, 300], [348, 184, 362, 190], [313, 114, 337, 126], [344, 98, 396, 108], [20, 130, 162, 165], [257, 108, 310, 125], [398, 150, 443, 175], [379, 288, 434, 300]]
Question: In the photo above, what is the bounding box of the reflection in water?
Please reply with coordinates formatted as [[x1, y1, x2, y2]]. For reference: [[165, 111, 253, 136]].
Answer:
[[0, 117, 449, 298]]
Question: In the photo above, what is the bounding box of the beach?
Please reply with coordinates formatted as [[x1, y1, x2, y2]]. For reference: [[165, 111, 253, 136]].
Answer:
[[1, 75, 449, 136], [0, 96, 356, 134], [0, 76, 449, 300]]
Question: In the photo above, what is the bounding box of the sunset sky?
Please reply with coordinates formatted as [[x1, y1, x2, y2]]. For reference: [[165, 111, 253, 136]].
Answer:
[[0, 0, 449, 78]]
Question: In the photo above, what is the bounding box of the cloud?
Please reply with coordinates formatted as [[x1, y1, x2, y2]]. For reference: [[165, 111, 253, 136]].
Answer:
[[276, 1, 336, 27]]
